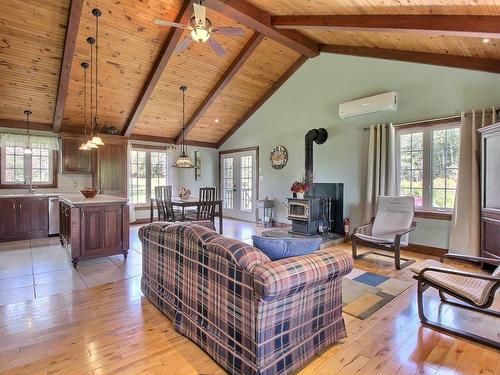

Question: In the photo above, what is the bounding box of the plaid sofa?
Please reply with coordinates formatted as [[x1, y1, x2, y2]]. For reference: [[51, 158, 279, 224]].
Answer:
[[139, 221, 353, 375]]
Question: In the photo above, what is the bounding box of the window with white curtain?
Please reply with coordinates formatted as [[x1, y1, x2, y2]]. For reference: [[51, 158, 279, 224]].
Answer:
[[129, 149, 169, 205], [396, 123, 460, 211]]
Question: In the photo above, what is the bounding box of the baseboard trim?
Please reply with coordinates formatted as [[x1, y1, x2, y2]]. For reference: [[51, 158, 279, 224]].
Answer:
[[406, 243, 447, 257]]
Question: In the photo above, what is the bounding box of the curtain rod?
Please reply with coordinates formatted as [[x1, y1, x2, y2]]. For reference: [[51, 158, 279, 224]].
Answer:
[[362, 108, 499, 131]]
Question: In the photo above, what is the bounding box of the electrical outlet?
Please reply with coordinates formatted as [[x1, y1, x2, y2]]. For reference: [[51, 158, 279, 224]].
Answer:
[[73, 181, 78, 188]]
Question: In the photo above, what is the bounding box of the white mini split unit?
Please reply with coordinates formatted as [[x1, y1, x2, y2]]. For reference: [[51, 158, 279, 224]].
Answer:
[[339, 91, 398, 119]]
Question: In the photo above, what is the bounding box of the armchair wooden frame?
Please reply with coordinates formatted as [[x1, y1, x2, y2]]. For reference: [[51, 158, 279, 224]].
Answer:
[[414, 253, 500, 349], [351, 217, 417, 270]]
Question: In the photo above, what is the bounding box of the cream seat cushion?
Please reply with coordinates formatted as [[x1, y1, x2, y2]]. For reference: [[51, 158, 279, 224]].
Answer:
[[411, 259, 499, 306]]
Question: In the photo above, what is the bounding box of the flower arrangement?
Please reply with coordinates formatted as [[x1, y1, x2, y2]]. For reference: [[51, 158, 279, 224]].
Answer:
[[290, 173, 313, 197]]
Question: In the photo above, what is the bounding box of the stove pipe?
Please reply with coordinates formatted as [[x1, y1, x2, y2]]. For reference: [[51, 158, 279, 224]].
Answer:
[[305, 128, 328, 176]]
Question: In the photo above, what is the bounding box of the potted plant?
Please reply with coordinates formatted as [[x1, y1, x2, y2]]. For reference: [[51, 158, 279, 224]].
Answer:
[[290, 173, 313, 199]]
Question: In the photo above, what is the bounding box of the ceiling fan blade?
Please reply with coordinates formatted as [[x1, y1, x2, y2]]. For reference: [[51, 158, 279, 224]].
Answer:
[[193, 3, 206, 26], [212, 27, 244, 36], [176, 36, 193, 52], [154, 19, 188, 28], [207, 37, 225, 57]]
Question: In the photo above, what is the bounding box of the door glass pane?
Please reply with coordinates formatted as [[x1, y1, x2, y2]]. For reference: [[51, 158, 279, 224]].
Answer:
[[240, 155, 253, 211], [129, 150, 147, 204], [150, 152, 167, 199], [223, 158, 233, 209]]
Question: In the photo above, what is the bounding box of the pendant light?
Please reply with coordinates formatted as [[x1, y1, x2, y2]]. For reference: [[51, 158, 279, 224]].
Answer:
[[86, 36, 98, 150], [174, 85, 195, 168], [23, 110, 32, 155], [79, 62, 90, 151], [90, 8, 104, 147]]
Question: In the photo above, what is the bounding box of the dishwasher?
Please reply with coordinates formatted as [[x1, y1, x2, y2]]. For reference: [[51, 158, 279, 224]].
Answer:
[[48, 197, 60, 235]]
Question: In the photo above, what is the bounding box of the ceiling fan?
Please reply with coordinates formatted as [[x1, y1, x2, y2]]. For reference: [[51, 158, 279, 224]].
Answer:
[[154, 1, 244, 57]]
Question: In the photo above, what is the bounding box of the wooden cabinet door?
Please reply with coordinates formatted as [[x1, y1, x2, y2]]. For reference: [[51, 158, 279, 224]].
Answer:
[[17, 198, 49, 238], [81, 205, 123, 257], [0, 199, 18, 241], [96, 142, 127, 197], [61, 135, 92, 174]]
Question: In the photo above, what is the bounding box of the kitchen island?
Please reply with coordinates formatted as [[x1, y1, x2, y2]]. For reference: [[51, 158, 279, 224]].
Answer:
[[59, 194, 129, 267]]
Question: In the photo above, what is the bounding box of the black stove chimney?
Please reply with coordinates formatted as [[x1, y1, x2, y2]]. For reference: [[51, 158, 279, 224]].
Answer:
[[305, 128, 328, 176]]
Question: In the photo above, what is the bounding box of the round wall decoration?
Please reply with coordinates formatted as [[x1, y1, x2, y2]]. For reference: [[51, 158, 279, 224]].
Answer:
[[270, 145, 288, 169]]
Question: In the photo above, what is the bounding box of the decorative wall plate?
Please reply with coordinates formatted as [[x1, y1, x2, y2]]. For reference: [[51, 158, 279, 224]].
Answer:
[[270, 145, 288, 169]]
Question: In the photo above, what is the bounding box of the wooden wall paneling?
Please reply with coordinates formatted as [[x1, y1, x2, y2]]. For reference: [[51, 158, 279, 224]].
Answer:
[[185, 38, 303, 144], [62, 0, 185, 132], [122, 0, 194, 137], [53, 0, 84, 132], [271, 15, 500, 39], [203, 0, 319, 57], [304, 29, 500, 60], [245, 0, 500, 16], [175, 32, 265, 143], [320, 44, 500, 74], [132, 10, 254, 139], [0, 0, 70, 124]]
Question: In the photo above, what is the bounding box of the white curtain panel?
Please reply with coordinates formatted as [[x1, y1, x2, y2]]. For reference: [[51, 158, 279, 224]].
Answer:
[[449, 108, 496, 255], [363, 123, 397, 222], [0, 133, 60, 150]]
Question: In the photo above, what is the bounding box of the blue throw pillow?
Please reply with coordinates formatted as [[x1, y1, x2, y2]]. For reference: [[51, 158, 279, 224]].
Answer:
[[251, 236, 322, 261]]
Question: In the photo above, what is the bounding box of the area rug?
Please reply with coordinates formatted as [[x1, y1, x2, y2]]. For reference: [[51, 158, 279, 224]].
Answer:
[[342, 268, 412, 319]]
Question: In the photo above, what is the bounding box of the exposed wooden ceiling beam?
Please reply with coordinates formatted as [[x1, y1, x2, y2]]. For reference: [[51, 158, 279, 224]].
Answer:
[[203, 0, 319, 57], [175, 32, 265, 145], [53, 0, 84, 132], [320, 44, 500, 74], [129, 133, 217, 148], [0, 119, 53, 132], [217, 55, 309, 148], [272, 15, 500, 39], [122, 0, 194, 137]]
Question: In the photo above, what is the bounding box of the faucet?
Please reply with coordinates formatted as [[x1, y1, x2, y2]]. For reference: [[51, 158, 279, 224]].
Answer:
[[25, 176, 36, 195]]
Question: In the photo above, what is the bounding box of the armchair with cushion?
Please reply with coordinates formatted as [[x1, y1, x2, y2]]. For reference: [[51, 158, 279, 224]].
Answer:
[[352, 196, 417, 269], [410, 254, 500, 349]]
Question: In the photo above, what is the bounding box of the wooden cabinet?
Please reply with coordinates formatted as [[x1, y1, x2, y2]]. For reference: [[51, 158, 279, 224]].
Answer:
[[61, 134, 92, 174], [0, 197, 48, 242], [0, 199, 18, 241], [478, 122, 500, 264], [59, 199, 129, 267], [93, 137, 128, 197]]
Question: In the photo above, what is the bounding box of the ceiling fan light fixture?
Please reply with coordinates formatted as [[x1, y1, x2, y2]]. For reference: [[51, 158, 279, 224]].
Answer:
[[191, 27, 210, 43]]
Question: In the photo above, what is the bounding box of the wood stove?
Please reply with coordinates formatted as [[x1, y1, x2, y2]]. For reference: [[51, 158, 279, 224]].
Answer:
[[288, 197, 321, 236]]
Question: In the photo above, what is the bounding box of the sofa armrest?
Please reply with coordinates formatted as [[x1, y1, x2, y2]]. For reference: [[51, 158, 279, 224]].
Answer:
[[252, 248, 353, 302]]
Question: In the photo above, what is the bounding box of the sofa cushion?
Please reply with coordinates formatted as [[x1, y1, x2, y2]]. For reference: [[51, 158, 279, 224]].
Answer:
[[251, 236, 323, 261]]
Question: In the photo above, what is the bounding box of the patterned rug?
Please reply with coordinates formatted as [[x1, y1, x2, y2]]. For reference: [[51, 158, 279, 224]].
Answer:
[[342, 268, 412, 319]]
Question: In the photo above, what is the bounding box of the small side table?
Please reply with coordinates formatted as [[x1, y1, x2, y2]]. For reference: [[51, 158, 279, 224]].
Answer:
[[256, 198, 274, 227]]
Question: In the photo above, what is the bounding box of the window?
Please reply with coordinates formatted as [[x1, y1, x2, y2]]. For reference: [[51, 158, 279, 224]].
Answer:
[[397, 123, 460, 211], [1, 143, 55, 186], [129, 149, 169, 205]]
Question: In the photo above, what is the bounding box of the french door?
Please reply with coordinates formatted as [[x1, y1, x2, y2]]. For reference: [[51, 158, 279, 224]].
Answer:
[[220, 148, 258, 221]]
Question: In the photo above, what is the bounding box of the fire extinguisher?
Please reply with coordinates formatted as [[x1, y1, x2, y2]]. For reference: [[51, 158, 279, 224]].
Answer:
[[343, 218, 351, 237]]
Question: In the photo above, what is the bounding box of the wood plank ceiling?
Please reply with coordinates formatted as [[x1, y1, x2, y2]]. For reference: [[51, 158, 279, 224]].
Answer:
[[0, 0, 499, 147]]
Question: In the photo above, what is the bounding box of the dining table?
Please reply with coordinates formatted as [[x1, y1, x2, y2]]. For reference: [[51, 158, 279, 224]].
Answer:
[[150, 196, 223, 234]]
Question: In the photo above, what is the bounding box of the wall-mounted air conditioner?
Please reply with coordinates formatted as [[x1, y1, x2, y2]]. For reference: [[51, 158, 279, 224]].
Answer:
[[339, 91, 398, 119]]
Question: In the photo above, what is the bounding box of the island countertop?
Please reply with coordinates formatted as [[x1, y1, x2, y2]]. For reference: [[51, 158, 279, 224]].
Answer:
[[59, 194, 128, 206]]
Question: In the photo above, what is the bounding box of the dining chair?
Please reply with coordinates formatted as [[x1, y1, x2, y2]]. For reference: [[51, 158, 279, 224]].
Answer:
[[186, 187, 217, 223], [155, 186, 178, 222]]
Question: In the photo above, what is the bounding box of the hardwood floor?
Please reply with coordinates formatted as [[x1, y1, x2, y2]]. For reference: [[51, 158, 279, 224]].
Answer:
[[0, 227, 498, 374]]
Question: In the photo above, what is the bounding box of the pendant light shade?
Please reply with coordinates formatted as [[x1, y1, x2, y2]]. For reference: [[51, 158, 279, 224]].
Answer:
[[174, 86, 195, 168], [86, 140, 98, 149], [23, 110, 32, 155], [91, 135, 104, 146]]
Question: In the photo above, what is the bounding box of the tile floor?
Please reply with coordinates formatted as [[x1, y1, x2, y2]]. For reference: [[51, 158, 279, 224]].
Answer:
[[0, 219, 266, 306]]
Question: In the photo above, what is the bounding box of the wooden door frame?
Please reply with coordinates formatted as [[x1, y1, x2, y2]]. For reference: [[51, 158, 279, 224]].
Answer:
[[218, 146, 259, 215]]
